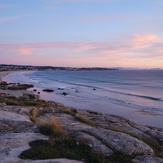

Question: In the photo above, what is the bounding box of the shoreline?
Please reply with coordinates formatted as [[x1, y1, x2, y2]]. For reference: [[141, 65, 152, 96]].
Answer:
[[0, 71, 13, 82], [1, 70, 163, 129], [0, 75, 163, 162]]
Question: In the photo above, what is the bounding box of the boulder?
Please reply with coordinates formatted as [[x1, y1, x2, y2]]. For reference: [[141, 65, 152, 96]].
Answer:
[[132, 155, 163, 163], [42, 89, 54, 92], [62, 92, 68, 96], [0, 81, 8, 85]]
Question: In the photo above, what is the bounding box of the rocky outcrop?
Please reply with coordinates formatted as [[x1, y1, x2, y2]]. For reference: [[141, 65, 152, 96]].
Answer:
[[75, 132, 113, 156], [83, 128, 154, 155], [7, 84, 34, 90], [132, 155, 163, 163], [0, 132, 47, 163], [32, 108, 162, 162], [0, 89, 163, 162], [0, 81, 34, 90]]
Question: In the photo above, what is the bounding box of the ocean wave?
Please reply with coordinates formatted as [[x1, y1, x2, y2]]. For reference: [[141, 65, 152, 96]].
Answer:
[[119, 92, 163, 102], [29, 78, 39, 83], [26, 72, 163, 103], [108, 97, 163, 113], [41, 78, 163, 102]]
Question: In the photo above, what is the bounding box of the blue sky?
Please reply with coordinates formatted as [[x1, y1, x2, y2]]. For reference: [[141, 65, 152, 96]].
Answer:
[[0, 0, 163, 68]]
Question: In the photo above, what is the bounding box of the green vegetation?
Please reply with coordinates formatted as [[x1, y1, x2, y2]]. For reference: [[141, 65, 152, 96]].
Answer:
[[20, 115, 109, 162], [0, 96, 56, 107], [19, 138, 111, 163]]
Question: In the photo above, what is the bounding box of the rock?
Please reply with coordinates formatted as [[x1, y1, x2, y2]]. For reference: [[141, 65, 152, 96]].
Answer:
[[0, 119, 35, 133], [0, 88, 163, 162], [93, 88, 96, 90], [84, 128, 155, 155], [55, 112, 155, 156], [58, 88, 64, 90], [0, 103, 6, 106], [62, 92, 68, 96], [0, 132, 47, 163], [0, 110, 31, 122], [42, 89, 54, 92], [0, 81, 8, 90], [132, 155, 163, 163], [23, 158, 84, 163], [8, 84, 34, 90], [75, 132, 113, 156], [0, 81, 8, 85], [132, 125, 163, 145], [19, 93, 40, 100]]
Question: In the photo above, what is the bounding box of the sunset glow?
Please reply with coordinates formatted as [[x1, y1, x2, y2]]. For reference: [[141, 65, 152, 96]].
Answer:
[[0, 0, 163, 68]]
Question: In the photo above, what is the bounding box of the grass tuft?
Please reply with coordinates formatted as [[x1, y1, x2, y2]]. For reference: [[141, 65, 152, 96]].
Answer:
[[74, 113, 97, 127], [29, 107, 40, 122], [38, 117, 66, 137]]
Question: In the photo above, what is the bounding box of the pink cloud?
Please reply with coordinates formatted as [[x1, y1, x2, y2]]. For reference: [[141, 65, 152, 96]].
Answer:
[[1, 37, 163, 66], [18, 47, 33, 55], [0, 42, 97, 54], [133, 34, 158, 42]]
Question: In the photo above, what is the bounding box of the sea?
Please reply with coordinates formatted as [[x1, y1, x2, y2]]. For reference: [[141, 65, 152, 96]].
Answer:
[[3, 69, 163, 128]]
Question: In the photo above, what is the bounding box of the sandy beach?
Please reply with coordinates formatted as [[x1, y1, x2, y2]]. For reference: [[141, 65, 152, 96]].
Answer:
[[0, 71, 33, 97], [0, 71, 9, 82]]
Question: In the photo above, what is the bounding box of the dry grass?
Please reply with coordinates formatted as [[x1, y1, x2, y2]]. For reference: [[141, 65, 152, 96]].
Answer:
[[29, 107, 40, 122], [61, 107, 77, 115], [74, 113, 97, 127], [37, 117, 66, 137]]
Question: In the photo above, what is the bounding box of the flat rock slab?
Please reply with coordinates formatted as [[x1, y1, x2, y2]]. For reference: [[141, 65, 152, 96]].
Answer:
[[132, 155, 163, 163], [54, 113, 155, 156], [75, 132, 113, 156], [0, 132, 47, 163], [0, 110, 30, 122], [23, 158, 84, 163], [85, 128, 155, 155]]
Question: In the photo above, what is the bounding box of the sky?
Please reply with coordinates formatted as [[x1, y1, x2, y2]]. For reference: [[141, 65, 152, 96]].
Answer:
[[0, 0, 163, 68]]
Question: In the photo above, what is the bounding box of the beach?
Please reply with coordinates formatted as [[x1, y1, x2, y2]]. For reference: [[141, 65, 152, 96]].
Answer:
[[0, 71, 9, 81], [3, 70, 163, 129]]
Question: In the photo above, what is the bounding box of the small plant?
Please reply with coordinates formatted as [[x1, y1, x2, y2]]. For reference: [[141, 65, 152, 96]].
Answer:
[[29, 107, 40, 122], [74, 113, 97, 127], [19, 137, 110, 163], [61, 107, 77, 115], [38, 117, 66, 137]]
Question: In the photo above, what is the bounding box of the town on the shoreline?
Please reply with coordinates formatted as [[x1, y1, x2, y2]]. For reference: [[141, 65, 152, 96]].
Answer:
[[0, 64, 118, 71]]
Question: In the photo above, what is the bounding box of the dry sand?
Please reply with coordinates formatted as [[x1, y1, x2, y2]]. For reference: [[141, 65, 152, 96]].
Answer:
[[0, 71, 33, 97], [0, 71, 9, 82]]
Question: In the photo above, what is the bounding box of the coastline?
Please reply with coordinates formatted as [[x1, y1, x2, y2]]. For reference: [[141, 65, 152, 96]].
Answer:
[[2, 70, 163, 129], [0, 75, 163, 162], [0, 71, 13, 82]]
